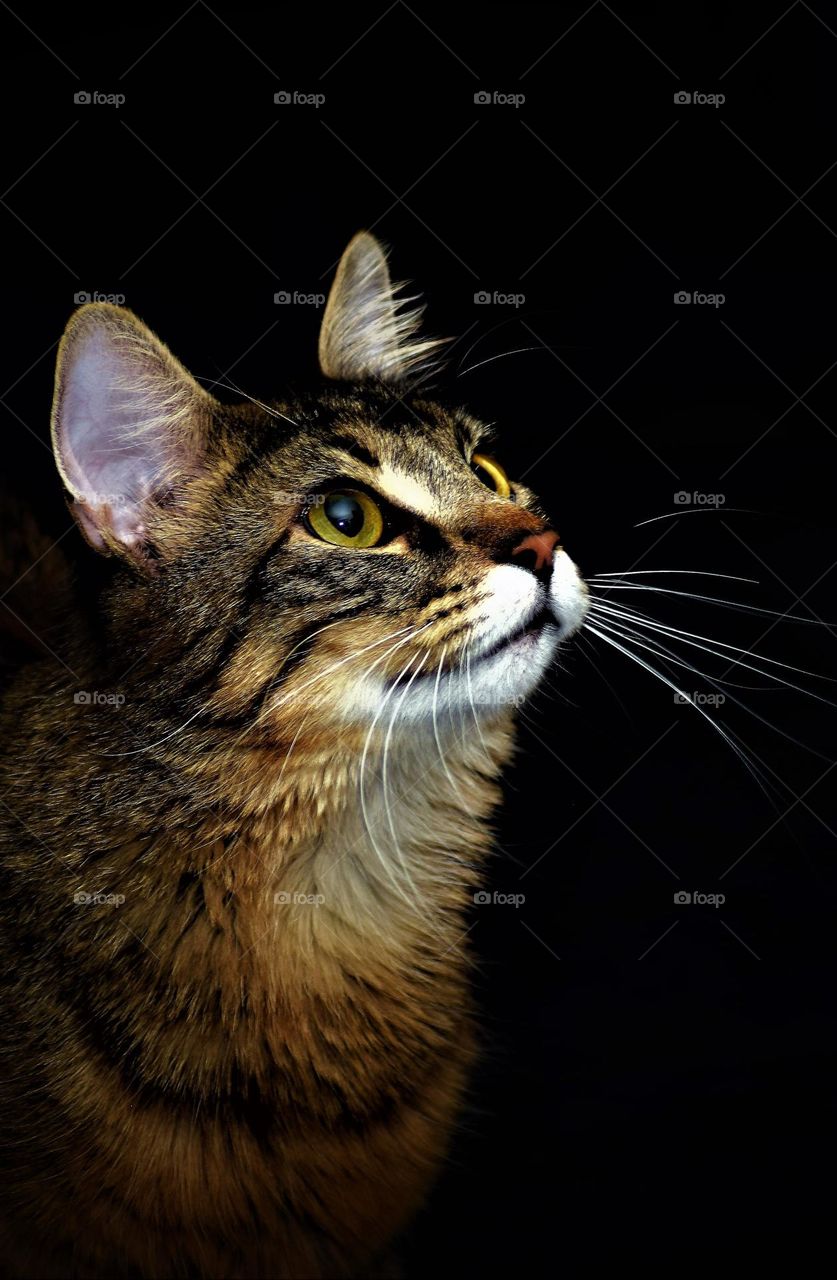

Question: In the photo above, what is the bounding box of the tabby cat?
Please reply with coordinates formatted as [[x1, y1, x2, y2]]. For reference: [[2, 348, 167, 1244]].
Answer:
[[0, 232, 587, 1279]]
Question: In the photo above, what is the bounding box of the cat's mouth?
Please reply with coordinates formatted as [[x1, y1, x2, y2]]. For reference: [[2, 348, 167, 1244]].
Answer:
[[469, 606, 553, 666], [382, 607, 551, 691]]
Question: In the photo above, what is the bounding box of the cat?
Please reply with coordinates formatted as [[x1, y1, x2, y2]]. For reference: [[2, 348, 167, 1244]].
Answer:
[[0, 231, 588, 1279]]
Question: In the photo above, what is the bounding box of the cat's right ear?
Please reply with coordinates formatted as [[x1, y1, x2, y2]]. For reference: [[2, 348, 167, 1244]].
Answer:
[[318, 231, 446, 385], [51, 304, 216, 569]]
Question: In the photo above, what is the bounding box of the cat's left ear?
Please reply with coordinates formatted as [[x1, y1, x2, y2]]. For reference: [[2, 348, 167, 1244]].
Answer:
[[50, 303, 218, 570], [318, 231, 446, 385]]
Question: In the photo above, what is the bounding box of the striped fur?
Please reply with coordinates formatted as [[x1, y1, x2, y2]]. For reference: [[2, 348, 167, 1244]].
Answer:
[[0, 235, 577, 1278]]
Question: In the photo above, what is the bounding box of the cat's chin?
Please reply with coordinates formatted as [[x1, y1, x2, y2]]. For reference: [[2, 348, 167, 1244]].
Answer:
[[346, 620, 561, 725]]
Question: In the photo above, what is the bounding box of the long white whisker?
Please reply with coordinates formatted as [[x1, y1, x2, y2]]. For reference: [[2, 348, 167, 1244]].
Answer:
[[465, 649, 492, 763], [574, 632, 634, 722], [359, 655, 422, 910], [432, 647, 463, 798], [587, 615, 832, 765], [203, 374, 302, 428], [229, 613, 389, 749], [583, 621, 781, 802], [103, 705, 207, 757], [587, 599, 836, 693], [633, 508, 757, 527], [591, 570, 758, 582], [259, 621, 431, 727], [587, 581, 830, 625], [458, 652, 474, 754], [458, 347, 543, 377], [586, 615, 811, 801], [381, 653, 433, 919]]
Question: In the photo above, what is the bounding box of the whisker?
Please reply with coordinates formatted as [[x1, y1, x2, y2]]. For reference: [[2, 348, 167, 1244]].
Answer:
[[359, 654, 422, 911], [203, 373, 302, 428], [590, 570, 758, 583], [228, 613, 387, 750], [465, 649, 493, 763], [432, 647, 465, 800], [588, 598, 836, 692], [574, 632, 634, 722], [102, 704, 206, 758], [633, 508, 758, 527], [587, 614, 833, 765], [583, 620, 782, 802], [257, 621, 431, 728], [381, 653, 432, 919], [588, 581, 830, 625], [458, 347, 543, 377]]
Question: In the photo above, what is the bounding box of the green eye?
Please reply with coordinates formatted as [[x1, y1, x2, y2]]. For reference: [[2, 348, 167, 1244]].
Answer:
[[306, 489, 385, 548], [471, 452, 511, 498]]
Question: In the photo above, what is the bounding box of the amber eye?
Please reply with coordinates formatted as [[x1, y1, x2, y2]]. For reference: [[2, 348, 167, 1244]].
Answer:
[[305, 489, 385, 548], [471, 452, 511, 499]]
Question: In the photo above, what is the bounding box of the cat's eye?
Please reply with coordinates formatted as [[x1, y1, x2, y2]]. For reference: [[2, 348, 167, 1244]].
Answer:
[[305, 489, 385, 548], [471, 452, 511, 499]]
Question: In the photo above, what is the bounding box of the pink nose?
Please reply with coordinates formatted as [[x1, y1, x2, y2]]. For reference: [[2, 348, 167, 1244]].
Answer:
[[511, 529, 560, 575]]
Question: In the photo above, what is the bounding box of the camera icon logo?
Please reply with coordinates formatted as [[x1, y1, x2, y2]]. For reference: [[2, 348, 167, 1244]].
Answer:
[[274, 91, 291, 104], [673, 490, 692, 504], [73, 691, 92, 705], [73, 291, 92, 305], [473, 890, 491, 904], [274, 291, 291, 305], [674, 91, 691, 105], [674, 290, 691, 305], [474, 291, 491, 304], [673, 891, 692, 904], [474, 91, 491, 105], [74, 91, 92, 105], [274, 891, 291, 904]]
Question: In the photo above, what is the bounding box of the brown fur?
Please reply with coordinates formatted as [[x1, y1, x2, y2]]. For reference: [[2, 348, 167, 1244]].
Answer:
[[0, 234, 560, 1278]]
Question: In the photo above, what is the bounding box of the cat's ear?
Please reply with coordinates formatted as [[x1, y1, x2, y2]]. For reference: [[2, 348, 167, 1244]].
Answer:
[[318, 231, 446, 385], [51, 304, 217, 568]]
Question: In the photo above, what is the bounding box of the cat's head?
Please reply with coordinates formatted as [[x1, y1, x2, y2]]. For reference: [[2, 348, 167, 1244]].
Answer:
[[50, 232, 587, 737]]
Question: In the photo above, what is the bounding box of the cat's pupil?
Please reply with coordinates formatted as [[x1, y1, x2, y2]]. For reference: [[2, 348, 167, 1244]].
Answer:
[[325, 493, 364, 537]]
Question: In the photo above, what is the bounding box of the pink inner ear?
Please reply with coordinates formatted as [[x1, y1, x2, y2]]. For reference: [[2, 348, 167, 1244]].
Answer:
[[54, 318, 198, 554]]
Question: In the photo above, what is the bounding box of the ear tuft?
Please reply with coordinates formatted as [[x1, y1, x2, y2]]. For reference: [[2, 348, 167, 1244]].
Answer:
[[318, 231, 447, 386], [51, 304, 215, 566]]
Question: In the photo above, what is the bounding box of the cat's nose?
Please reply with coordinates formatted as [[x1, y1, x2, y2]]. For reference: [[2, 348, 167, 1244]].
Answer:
[[510, 529, 560, 581]]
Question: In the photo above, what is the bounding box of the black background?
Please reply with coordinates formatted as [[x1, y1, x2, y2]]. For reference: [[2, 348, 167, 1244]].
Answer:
[[1, 2, 836, 1271]]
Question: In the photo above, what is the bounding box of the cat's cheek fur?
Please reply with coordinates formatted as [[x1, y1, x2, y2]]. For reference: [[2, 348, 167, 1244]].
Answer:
[[336, 552, 587, 724]]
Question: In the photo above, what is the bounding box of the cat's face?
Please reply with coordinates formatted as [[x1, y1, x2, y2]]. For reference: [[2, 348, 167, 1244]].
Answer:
[[50, 233, 587, 736]]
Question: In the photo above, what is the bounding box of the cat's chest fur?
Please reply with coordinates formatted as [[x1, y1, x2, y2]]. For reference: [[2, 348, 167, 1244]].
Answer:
[[0, 712, 514, 1277]]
